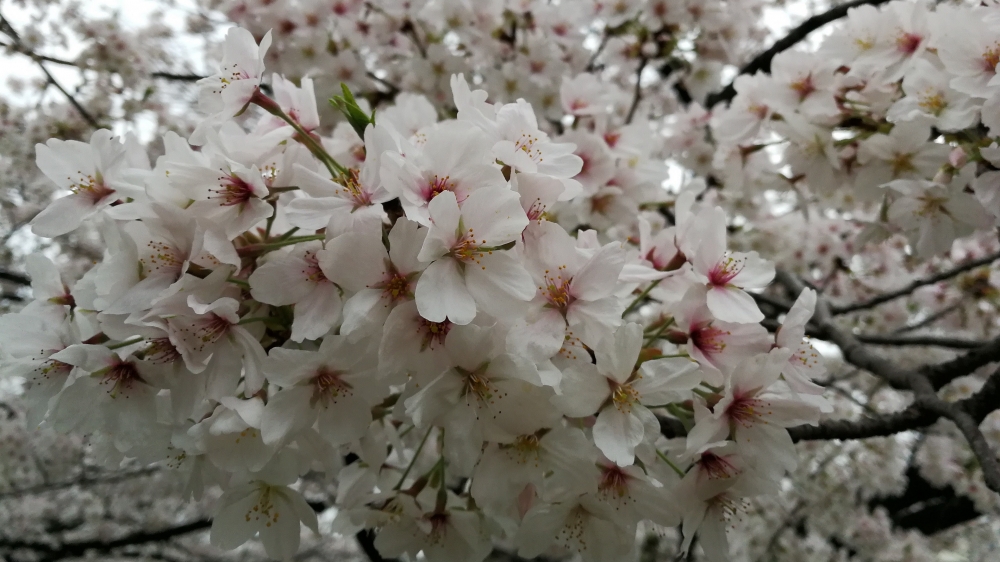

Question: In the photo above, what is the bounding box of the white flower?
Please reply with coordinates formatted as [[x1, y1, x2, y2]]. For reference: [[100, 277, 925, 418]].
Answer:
[[197, 27, 272, 118], [414, 188, 533, 325], [554, 323, 700, 466], [31, 129, 145, 237]]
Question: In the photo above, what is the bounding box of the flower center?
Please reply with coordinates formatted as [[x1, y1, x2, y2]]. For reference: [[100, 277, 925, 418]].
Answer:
[[691, 323, 729, 355], [708, 254, 744, 286], [302, 251, 328, 283], [310, 367, 352, 405], [212, 173, 258, 206], [697, 451, 741, 480], [418, 318, 451, 351], [142, 240, 184, 277], [790, 74, 816, 101], [541, 266, 574, 316], [69, 171, 116, 204], [895, 31, 922, 54], [100, 358, 145, 397], [983, 44, 1000, 72], [917, 89, 947, 116], [335, 168, 373, 209], [425, 174, 454, 201], [598, 464, 631, 498]]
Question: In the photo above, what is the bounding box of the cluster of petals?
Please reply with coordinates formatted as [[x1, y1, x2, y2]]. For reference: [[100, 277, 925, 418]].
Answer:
[[0, 14, 881, 562]]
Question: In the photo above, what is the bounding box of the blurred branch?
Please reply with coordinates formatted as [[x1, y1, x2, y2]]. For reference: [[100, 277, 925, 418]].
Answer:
[[830, 250, 1000, 315], [0, 13, 101, 128], [705, 0, 893, 108]]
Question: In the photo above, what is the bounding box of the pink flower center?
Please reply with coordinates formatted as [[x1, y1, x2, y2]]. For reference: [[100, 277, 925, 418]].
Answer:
[[424, 174, 454, 201], [212, 174, 258, 207], [697, 451, 740, 480], [598, 464, 631, 498], [691, 323, 729, 356], [301, 251, 329, 283], [708, 255, 744, 286], [895, 31, 923, 55], [310, 367, 352, 405], [725, 391, 767, 429], [101, 358, 144, 397], [70, 171, 116, 204], [418, 318, 451, 351], [541, 266, 575, 316]]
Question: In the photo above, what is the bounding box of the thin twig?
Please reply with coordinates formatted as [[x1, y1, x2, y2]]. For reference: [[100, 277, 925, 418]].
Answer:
[[625, 56, 649, 124], [705, 0, 895, 108], [831, 251, 1000, 315], [0, 14, 100, 128]]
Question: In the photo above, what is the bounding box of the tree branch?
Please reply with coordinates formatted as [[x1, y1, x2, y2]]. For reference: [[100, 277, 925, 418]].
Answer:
[[831, 250, 1000, 315], [705, 0, 893, 108], [0, 14, 101, 128], [854, 334, 988, 349]]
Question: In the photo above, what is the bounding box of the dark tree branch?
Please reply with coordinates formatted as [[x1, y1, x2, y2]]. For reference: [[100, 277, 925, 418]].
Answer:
[[625, 57, 649, 125], [0, 519, 211, 561], [0, 39, 204, 82], [921, 335, 1000, 390], [0, 14, 101, 128], [831, 250, 1000, 315], [705, 0, 893, 108], [854, 334, 988, 349], [0, 269, 30, 285]]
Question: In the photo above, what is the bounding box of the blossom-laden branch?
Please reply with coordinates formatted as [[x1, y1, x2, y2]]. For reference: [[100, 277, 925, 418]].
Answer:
[[771, 271, 1000, 494], [0, 13, 101, 128], [705, 0, 894, 107], [830, 250, 1000, 315]]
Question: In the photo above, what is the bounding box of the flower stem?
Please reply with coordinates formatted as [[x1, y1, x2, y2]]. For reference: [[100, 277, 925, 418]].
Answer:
[[656, 449, 686, 478], [107, 337, 144, 350], [394, 426, 433, 491], [623, 279, 662, 317]]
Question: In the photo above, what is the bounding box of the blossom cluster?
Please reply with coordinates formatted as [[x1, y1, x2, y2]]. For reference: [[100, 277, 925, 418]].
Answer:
[[0, 25, 835, 562], [706, 1, 1000, 258]]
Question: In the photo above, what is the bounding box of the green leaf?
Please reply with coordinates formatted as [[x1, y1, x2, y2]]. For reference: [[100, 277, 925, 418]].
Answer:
[[330, 82, 375, 140]]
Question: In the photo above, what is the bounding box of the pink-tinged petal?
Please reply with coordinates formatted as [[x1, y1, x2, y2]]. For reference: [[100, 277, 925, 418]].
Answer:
[[727, 251, 774, 289], [592, 405, 644, 466], [706, 286, 764, 324], [506, 309, 566, 363], [419, 190, 462, 262], [387, 218, 428, 274], [340, 288, 388, 337], [686, 207, 728, 274], [776, 288, 816, 347], [635, 357, 701, 405], [210, 486, 260, 550], [318, 230, 388, 291], [459, 186, 529, 245], [415, 258, 477, 325], [465, 251, 535, 301], [686, 404, 729, 455], [31, 193, 107, 237], [569, 243, 626, 301], [595, 322, 643, 383], [249, 255, 316, 306], [552, 363, 609, 417], [284, 196, 353, 230], [260, 386, 314, 445], [290, 282, 342, 342], [232, 326, 268, 394], [565, 297, 623, 349], [316, 395, 372, 446]]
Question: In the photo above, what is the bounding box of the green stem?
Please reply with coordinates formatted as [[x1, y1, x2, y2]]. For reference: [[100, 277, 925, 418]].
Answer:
[[250, 90, 348, 177], [227, 277, 250, 288], [107, 337, 144, 350], [237, 316, 284, 328], [623, 279, 662, 317], [394, 426, 433, 491], [644, 317, 675, 344], [656, 449, 686, 478]]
